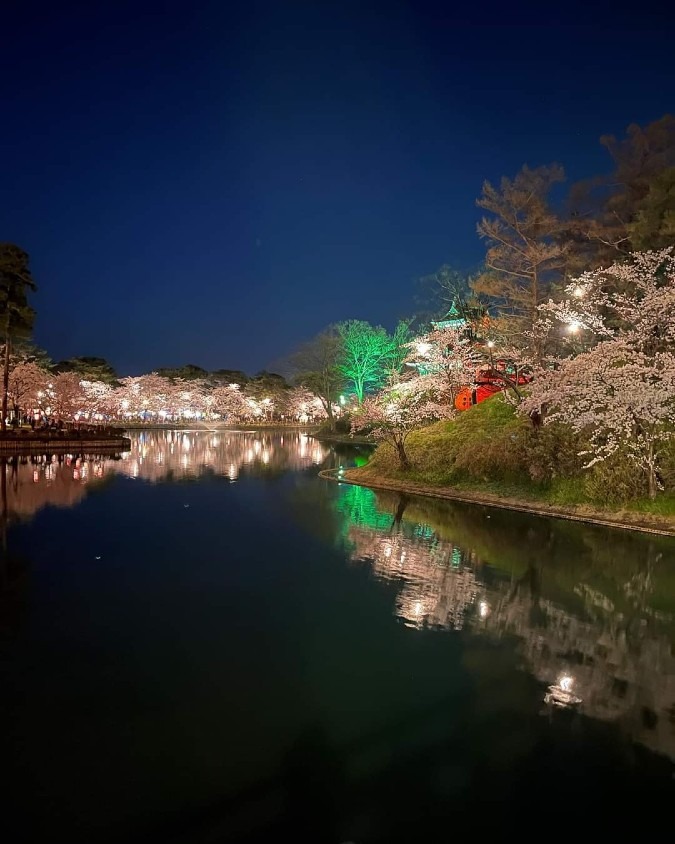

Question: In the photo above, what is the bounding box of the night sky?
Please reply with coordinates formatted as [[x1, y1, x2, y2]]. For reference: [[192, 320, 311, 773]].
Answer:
[[2, 1, 674, 376]]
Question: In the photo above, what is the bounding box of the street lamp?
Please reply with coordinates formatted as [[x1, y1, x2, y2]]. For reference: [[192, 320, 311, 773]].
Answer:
[[487, 340, 495, 368]]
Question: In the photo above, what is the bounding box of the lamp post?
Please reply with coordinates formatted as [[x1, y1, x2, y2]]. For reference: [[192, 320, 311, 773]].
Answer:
[[487, 340, 495, 369]]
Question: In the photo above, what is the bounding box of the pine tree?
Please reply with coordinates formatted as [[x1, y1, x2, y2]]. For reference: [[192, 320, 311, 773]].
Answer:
[[0, 244, 36, 431]]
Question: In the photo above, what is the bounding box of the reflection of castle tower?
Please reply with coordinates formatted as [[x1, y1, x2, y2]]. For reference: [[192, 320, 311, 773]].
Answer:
[[348, 524, 480, 630]]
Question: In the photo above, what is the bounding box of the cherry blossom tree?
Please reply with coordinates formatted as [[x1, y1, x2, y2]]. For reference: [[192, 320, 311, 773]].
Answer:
[[172, 378, 208, 419], [538, 248, 675, 355], [520, 339, 675, 498], [351, 377, 454, 470], [523, 250, 675, 498], [114, 374, 174, 417], [45, 372, 84, 421], [285, 385, 328, 423], [211, 383, 250, 422], [405, 326, 479, 404], [8, 361, 48, 419], [80, 380, 115, 419]]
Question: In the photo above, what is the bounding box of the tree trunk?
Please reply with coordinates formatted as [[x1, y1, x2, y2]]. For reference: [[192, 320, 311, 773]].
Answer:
[[391, 494, 409, 529], [395, 438, 410, 470], [0, 461, 7, 586], [647, 441, 657, 500], [1, 329, 10, 433]]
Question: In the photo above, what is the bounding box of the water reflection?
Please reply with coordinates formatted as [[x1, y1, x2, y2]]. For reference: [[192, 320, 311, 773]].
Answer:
[[115, 430, 332, 483], [1, 431, 335, 522], [0, 454, 107, 521], [336, 484, 675, 759]]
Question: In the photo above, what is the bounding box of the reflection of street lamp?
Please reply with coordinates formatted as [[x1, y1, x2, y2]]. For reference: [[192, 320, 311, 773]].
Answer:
[[544, 672, 582, 708]]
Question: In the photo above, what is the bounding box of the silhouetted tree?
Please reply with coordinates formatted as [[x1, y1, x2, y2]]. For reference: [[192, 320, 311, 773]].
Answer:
[[0, 245, 36, 431], [290, 327, 344, 429], [472, 165, 568, 360]]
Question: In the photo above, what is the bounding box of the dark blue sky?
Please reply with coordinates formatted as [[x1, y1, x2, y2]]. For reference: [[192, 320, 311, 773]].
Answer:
[[2, 1, 674, 375]]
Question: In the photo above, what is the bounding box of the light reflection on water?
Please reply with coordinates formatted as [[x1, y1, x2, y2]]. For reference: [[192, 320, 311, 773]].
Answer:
[[1, 431, 674, 839], [0, 430, 334, 520], [121, 429, 331, 482], [335, 484, 675, 760]]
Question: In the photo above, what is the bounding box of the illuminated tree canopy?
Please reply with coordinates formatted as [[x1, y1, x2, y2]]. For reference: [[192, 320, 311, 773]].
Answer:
[[338, 320, 397, 404]]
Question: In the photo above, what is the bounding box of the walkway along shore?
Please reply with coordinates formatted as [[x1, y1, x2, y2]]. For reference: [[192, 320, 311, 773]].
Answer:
[[0, 432, 131, 453], [319, 467, 675, 538]]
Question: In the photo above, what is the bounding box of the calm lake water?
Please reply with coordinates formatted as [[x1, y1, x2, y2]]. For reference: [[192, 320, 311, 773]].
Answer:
[[2, 429, 675, 842]]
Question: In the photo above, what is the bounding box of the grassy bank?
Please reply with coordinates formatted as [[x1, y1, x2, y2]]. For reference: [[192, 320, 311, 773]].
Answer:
[[345, 396, 675, 531]]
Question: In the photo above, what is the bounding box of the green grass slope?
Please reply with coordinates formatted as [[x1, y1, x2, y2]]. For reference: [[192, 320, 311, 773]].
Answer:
[[355, 395, 675, 517]]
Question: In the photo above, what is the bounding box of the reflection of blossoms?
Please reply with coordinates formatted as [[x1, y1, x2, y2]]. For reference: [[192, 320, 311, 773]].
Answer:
[[111, 430, 330, 483], [3, 454, 107, 520], [5, 431, 332, 521], [338, 486, 675, 759], [348, 525, 480, 630]]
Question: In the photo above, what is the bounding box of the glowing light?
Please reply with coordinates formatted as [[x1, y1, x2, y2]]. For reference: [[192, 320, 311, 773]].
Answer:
[[121, 399, 129, 410], [479, 600, 490, 618], [559, 675, 574, 693], [573, 285, 584, 297], [339, 394, 346, 405], [568, 321, 581, 333], [416, 342, 431, 356], [487, 340, 495, 348]]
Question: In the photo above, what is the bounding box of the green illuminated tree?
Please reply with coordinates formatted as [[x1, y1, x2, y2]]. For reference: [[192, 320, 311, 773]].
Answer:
[[338, 320, 396, 404], [0, 244, 36, 431]]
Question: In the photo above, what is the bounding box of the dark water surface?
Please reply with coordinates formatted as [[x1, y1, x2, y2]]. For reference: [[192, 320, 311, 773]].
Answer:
[[1, 430, 674, 842]]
